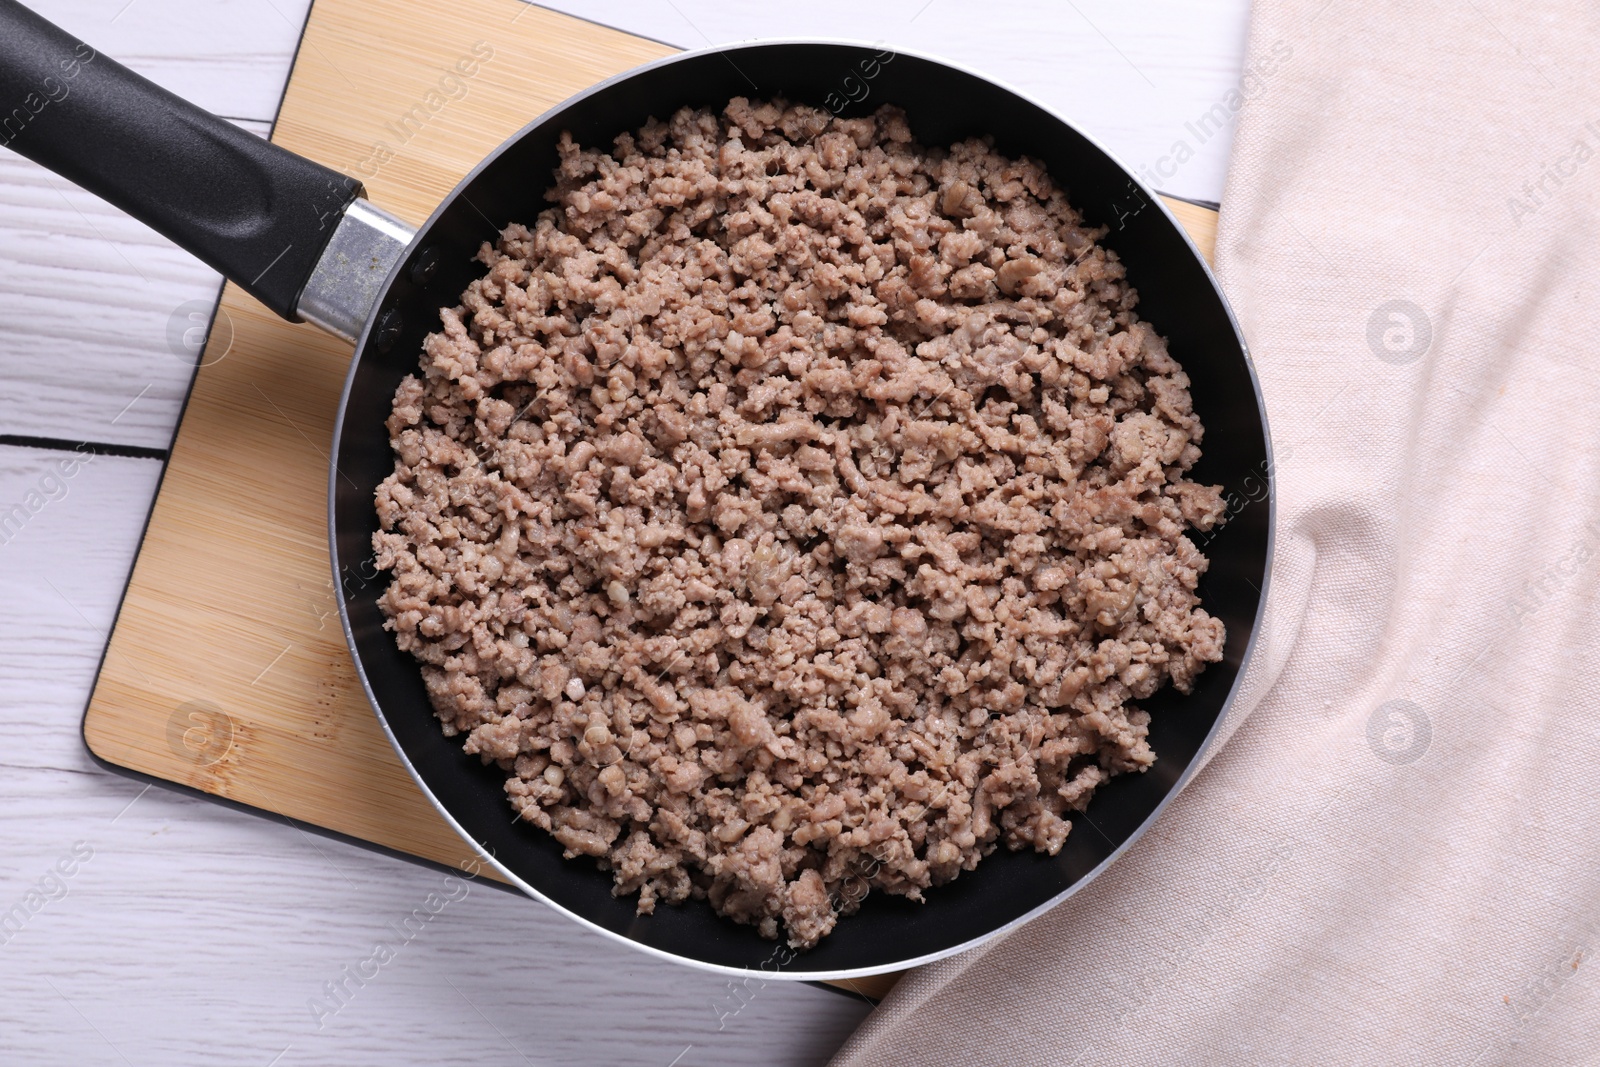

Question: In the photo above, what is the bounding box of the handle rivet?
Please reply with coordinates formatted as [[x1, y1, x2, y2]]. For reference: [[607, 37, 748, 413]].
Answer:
[[373, 308, 403, 353], [409, 247, 440, 285]]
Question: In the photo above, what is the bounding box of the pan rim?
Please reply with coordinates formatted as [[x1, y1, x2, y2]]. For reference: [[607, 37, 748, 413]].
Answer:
[[329, 35, 1276, 981]]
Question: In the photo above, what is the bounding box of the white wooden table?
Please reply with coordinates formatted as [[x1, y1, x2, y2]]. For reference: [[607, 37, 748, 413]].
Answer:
[[0, 2, 1248, 1062]]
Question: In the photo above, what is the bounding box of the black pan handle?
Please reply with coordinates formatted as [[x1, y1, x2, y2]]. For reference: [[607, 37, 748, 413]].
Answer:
[[0, 0, 363, 320]]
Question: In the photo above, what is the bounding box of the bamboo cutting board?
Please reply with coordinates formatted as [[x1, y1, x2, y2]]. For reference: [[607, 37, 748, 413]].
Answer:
[[82, 0, 1216, 1002]]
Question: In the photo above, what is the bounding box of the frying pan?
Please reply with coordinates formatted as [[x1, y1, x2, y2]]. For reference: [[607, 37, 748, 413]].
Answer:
[[0, 1, 1272, 978]]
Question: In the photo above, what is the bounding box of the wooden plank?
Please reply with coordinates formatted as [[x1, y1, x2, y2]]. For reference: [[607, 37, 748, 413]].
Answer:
[[0, 0, 314, 448], [26, 0, 312, 121], [81, 0, 1216, 1002], [0, 122, 269, 452], [0, 449, 165, 757]]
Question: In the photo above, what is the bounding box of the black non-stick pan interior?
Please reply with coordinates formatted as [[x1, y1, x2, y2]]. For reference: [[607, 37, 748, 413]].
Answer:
[[332, 41, 1271, 976]]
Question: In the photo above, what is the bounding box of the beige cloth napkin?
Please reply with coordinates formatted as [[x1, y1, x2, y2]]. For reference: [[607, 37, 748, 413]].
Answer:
[[831, 1, 1600, 1062]]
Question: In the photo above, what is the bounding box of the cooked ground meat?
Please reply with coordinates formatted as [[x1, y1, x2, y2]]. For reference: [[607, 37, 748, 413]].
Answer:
[[372, 98, 1227, 948]]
